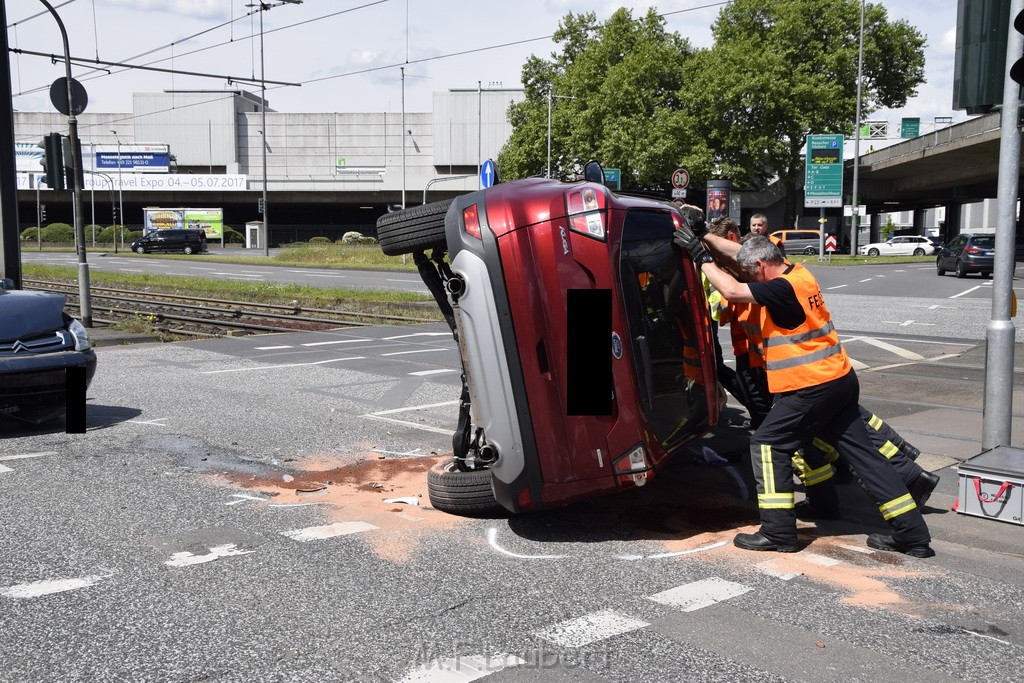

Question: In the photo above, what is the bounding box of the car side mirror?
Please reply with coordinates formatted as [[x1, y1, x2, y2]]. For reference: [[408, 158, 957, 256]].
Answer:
[[0, 278, 13, 291]]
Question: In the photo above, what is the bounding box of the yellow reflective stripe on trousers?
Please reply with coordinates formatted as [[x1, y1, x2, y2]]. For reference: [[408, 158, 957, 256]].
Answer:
[[802, 464, 835, 487], [760, 444, 775, 494], [811, 437, 840, 464], [791, 453, 809, 478], [868, 414, 883, 431], [758, 493, 795, 509], [879, 493, 917, 520], [879, 441, 899, 459]]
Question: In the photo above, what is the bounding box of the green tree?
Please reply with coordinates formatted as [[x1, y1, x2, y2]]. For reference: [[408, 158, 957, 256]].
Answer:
[[498, 9, 696, 190], [681, 0, 925, 226]]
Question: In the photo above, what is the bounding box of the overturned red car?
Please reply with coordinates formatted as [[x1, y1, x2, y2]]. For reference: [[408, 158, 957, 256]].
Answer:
[[377, 167, 719, 514]]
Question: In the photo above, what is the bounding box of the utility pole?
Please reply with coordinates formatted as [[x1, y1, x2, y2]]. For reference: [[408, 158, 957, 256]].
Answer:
[[0, 1, 22, 286]]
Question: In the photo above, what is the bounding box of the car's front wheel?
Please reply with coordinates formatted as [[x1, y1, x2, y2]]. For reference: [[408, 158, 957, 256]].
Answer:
[[376, 199, 453, 256], [426, 457, 503, 516], [913, 248, 925, 256], [135, 246, 146, 254], [183, 245, 194, 255], [868, 248, 880, 256]]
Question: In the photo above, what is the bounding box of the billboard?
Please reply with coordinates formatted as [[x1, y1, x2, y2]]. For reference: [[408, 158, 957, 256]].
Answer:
[[96, 143, 171, 173], [144, 207, 224, 239]]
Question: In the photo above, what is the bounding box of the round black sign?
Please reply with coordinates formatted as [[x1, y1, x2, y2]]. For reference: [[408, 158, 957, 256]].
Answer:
[[49, 77, 88, 116]]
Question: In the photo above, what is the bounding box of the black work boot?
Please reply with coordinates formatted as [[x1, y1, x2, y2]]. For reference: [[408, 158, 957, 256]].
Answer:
[[909, 470, 940, 508], [733, 530, 800, 553], [866, 533, 935, 558]]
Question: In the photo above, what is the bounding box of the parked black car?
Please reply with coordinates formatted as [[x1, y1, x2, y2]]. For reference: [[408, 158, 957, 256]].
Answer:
[[131, 228, 208, 255], [0, 279, 97, 425], [936, 233, 995, 278]]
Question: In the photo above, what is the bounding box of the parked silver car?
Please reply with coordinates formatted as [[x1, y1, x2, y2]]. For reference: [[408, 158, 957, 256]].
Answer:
[[0, 279, 96, 425]]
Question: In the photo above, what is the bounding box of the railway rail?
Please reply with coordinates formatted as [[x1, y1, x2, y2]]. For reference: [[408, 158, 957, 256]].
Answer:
[[24, 279, 437, 339]]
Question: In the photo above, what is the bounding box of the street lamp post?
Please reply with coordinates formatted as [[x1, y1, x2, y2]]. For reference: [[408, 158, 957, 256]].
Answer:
[[110, 130, 123, 253], [249, 0, 303, 257], [546, 86, 576, 179], [850, 0, 865, 256]]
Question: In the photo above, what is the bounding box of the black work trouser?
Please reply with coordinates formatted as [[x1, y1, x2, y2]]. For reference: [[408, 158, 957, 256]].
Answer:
[[749, 370, 930, 546], [734, 356, 773, 428]]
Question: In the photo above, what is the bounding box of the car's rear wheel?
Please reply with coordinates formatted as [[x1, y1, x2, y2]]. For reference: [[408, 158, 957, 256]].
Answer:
[[183, 245, 194, 255], [955, 260, 967, 278], [135, 246, 146, 254], [426, 457, 503, 516], [913, 248, 925, 256], [936, 259, 945, 276], [868, 248, 880, 256], [376, 199, 453, 256], [803, 246, 817, 255]]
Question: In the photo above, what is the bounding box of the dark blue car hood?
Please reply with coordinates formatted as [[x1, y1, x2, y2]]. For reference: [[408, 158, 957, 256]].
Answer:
[[0, 290, 68, 342]]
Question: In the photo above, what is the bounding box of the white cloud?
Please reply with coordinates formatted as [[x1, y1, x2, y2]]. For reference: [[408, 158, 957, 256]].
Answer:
[[103, 0, 228, 19]]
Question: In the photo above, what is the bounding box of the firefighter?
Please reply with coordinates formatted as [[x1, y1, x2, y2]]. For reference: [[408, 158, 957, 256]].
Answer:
[[676, 223, 933, 557]]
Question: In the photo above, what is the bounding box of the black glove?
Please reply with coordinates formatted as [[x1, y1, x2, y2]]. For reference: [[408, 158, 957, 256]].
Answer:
[[673, 225, 713, 265], [679, 205, 707, 237]]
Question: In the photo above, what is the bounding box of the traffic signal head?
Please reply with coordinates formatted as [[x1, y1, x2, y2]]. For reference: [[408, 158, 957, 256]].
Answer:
[[1012, 10, 1024, 86], [37, 133, 65, 191]]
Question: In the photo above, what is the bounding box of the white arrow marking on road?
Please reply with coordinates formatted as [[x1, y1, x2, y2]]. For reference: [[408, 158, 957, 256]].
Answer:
[[281, 521, 377, 542], [2, 574, 111, 599], [165, 544, 255, 567]]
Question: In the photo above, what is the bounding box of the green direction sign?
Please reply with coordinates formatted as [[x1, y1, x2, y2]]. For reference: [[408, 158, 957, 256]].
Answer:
[[804, 134, 844, 208], [901, 117, 920, 138], [603, 167, 621, 190]]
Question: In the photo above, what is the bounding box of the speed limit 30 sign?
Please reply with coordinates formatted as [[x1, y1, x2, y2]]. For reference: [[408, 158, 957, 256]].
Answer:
[[672, 168, 690, 190]]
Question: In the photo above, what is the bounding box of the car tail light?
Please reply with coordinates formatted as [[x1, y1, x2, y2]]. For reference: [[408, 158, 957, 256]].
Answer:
[[565, 185, 607, 241], [613, 444, 652, 488], [463, 204, 481, 240], [964, 246, 981, 254], [516, 486, 534, 511]]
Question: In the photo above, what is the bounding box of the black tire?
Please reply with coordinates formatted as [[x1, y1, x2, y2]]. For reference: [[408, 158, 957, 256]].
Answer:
[[936, 258, 945, 276], [803, 246, 817, 255], [426, 457, 504, 516], [183, 245, 194, 255], [913, 248, 925, 256], [955, 260, 967, 278], [867, 248, 879, 256], [376, 199, 453, 256], [135, 246, 146, 254]]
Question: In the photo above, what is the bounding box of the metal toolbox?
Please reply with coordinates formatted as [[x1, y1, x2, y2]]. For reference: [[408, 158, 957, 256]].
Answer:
[[956, 446, 1024, 526]]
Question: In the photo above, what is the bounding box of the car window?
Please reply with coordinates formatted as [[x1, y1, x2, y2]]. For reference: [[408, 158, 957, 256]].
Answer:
[[949, 236, 966, 249], [971, 236, 995, 248]]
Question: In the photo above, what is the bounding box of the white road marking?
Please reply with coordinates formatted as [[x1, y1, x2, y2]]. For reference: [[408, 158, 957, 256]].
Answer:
[[859, 278, 873, 283], [225, 493, 271, 506], [0, 465, 12, 474], [854, 337, 925, 360], [535, 610, 649, 647], [755, 560, 801, 581], [837, 543, 874, 555], [386, 278, 420, 283], [202, 356, 366, 374], [369, 401, 460, 416], [398, 654, 527, 683], [165, 544, 255, 567], [615, 540, 728, 560], [827, 284, 848, 290], [362, 415, 454, 436], [0, 452, 57, 462], [927, 304, 955, 310], [2, 574, 111, 599], [254, 345, 293, 350], [381, 348, 448, 356], [950, 286, 983, 299], [486, 528, 566, 560], [211, 272, 261, 277], [126, 418, 169, 426], [281, 521, 377, 542], [647, 577, 751, 612], [383, 332, 452, 340], [848, 357, 868, 370], [301, 339, 371, 346], [409, 369, 459, 377], [802, 552, 842, 567]]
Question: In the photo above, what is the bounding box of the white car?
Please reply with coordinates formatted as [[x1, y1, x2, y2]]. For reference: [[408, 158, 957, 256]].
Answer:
[[858, 235, 937, 256]]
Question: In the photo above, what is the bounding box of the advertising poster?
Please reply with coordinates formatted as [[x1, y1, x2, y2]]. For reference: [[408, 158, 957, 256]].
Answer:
[[144, 207, 224, 239], [706, 187, 729, 221]]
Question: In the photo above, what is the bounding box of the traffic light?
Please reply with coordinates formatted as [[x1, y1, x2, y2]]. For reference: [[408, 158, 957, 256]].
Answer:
[[61, 135, 84, 189], [38, 133, 64, 190], [1012, 10, 1024, 86]]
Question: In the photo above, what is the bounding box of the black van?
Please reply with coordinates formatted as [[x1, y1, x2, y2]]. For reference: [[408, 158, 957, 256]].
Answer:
[[131, 229, 208, 255]]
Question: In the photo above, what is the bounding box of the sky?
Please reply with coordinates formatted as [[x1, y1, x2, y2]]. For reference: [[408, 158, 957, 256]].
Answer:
[[6, 0, 962, 127]]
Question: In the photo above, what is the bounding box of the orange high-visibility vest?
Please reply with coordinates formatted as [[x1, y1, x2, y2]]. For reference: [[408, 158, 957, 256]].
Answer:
[[730, 301, 765, 369], [758, 264, 850, 393]]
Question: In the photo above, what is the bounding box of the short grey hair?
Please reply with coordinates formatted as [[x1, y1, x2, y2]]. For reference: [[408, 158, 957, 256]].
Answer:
[[737, 235, 785, 270]]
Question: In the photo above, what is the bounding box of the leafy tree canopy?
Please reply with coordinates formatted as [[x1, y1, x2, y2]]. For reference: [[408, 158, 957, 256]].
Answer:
[[498, 0, 926, 224], [498, 8, 695, 191]]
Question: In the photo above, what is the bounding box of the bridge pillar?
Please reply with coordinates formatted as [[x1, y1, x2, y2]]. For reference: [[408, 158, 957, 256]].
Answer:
[[869, 213, 881, 243], [942, 202, 962, 243], [913, 208, 926, 236]]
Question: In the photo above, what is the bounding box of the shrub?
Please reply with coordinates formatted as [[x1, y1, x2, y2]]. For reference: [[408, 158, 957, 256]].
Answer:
[[20, 226, 40, 240], [340, 231, 377, 245], [41, 223, 75, 242], [96, 225, 132, 243], [223, 226, 244, 243], [881, 217, 897, 241], [309, 236, 332, 244]]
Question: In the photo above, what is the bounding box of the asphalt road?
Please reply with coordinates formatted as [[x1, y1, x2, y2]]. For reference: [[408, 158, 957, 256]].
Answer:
[[2, 317, 1023, 681]]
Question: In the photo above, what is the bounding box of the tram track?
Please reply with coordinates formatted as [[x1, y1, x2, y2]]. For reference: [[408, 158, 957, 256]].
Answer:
[[24, 279, 437, 339]]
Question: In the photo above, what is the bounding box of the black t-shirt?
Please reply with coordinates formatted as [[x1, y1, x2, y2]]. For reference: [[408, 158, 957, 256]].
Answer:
[[748, 265, 806, 329]]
